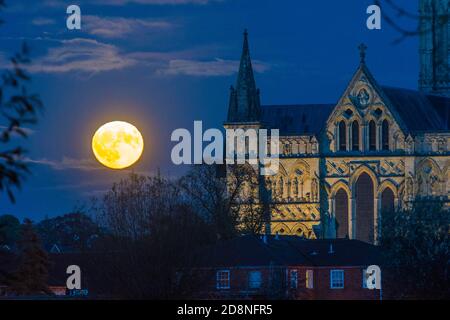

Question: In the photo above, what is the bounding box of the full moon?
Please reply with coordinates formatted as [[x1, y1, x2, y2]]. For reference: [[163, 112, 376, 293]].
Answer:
[[92, 121, 144, 169]]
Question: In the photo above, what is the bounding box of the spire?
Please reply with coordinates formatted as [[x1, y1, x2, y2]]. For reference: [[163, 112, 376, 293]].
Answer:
[[419, 0, 450, 96], [358, 43, 367, 65], [227, 29, 261, 123]]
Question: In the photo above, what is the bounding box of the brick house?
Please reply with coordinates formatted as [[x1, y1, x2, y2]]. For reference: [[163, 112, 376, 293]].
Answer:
[[193, 235, 382, 300]]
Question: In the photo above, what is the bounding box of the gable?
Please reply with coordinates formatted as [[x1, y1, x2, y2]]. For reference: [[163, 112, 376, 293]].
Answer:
[[326, 64, 407, 135]]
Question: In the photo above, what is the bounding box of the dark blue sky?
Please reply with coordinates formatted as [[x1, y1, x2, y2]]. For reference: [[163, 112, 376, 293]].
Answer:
[[0, 0, 418, 221]]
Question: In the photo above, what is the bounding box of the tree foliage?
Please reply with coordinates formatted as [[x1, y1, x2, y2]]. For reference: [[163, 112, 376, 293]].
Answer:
[[36, 211, 102, 252], [0, 2, 43, 203], [9, 219, 51, 296], [179, 164, 267, 240], [0, 214, 20, 246], [380, 201, 450, 299], [91, 172, 215, 298]]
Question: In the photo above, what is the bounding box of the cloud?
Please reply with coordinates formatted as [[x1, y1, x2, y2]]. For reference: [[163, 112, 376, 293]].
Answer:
[[0, 125, 35, 136], [25, 157, 101, 171], [28, 38, 136, 74], [6, 37, 272, 77], [31, 18, 56, 26], [83, 15, 174, 39], [158, 58, 271, 76]]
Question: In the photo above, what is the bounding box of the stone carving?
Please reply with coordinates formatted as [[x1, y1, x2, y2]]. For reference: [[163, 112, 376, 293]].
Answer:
[[293, 178, 299, 198], [380, 160, 405, 176], [357, 88, 370, 107], [279, 177, 284, 198], [326, 160, 351, 176], [311, 178, 318, 202], [405, 175, 414, 200], [405, 135, 414, 154], [311, 136, 319, 154]]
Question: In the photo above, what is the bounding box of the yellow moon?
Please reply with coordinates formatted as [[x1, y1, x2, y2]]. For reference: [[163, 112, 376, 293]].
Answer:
[[92, 121, 144, 169]]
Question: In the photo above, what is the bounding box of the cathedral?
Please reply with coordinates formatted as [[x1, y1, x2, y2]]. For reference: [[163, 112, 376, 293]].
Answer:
[[224, 0, 450, 244]]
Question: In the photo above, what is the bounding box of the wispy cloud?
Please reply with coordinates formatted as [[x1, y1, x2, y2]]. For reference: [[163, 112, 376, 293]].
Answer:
[[27, 38, 136, 74], [25, 157, 101, 171], [0, 125, 35, 136], [83, 15, 175, 39], [31, 17, 56, 26], [4, 37, 272, 77], [158, 58, 271, 76]]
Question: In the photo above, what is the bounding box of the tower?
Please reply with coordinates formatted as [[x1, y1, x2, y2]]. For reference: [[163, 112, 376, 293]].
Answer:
[[419, 0, 450, 96], [226, 30, 261, 123]]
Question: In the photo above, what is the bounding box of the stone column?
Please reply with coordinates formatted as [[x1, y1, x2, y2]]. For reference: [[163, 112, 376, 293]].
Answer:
[[377, 123, 382, 151], [328, 197, 335, 239], [349, 197, 356, 239], [362, 123, 368, 152], [374, 196, 380, 245]]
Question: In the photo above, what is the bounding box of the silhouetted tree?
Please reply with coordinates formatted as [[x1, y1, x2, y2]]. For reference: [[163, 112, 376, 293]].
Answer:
[[36, 211, 102, 252], [0, 214, 20, 246], [379, 200, 450, 299], [91, 172, 215, 298], [180, 164, 267, 240], [9, 219, 51, 296], [0, 1, 43, 203]]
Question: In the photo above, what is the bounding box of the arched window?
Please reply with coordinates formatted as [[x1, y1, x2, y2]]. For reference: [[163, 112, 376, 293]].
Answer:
[[335, 189, 349, 238], [352, 121, 359, 151], [381, 188, 395, 213], [355, 173, 375, 244], [369, 120, 376, 151], [382, 120, 390, 151], [338, 121, 346, 151]]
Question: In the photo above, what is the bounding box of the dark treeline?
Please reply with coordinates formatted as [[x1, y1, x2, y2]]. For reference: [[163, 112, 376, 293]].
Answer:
[[1, 164, 266, 298]]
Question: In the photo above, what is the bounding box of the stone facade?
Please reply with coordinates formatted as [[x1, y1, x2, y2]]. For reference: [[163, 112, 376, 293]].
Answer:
[[225, 5, 450, 244]]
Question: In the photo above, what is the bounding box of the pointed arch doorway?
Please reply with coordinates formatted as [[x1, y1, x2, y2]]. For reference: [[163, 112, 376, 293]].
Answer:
[[355, 173, 375, 243]]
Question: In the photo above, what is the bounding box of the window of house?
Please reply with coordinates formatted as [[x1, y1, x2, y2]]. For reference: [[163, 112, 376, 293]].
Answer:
[[306, 270, 314, 289], [290, 270, 298, 289], [382, 119, 390, 151], [248, 271, 262, 289], [338, 121, 347, 151], [352, 121, 359, 151], [216, 270, 230, 289], [330, 270, 344, 289], [369, 120, 376, 151]]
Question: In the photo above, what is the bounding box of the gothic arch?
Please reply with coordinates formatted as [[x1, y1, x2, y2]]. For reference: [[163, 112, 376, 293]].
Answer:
[[334, 114, 351, 125], [277, 162, 288, 177], [377, 179, 398, 199], [378, 115, 394, 126], [334, 188, 349, 239], [380, 187, 395, 213], [291, 223, 311, 238], [272, 223, 291, 235], [417, 158, 444, 196], [351, 120, 361, 151], [354, 172, 375, 243], [330, 180, 351, 199], [418, 157, 442, 176], [350, 165, 378, 192], [288, 159, 310, 178]]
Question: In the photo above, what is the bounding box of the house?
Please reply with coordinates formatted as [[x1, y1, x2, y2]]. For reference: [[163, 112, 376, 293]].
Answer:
[[192, 235, 382, 300]]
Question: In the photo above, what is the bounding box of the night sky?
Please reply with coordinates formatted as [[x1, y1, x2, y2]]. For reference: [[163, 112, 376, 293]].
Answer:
[[0, 0, 418, 221]]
